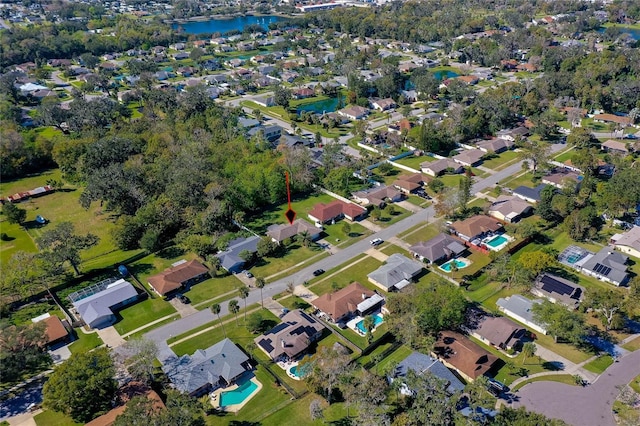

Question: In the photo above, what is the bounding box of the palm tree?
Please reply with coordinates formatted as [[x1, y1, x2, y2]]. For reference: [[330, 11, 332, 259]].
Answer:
[[210, 303, 226, 338], [239, 286, 249, 322], [229, 299, 240, 326], [299, 231, 312, 248], [363, 315, 376, 344], [522, 342, 537, 365], [255, 277, 266, 309], [207, 255, 221, 277]]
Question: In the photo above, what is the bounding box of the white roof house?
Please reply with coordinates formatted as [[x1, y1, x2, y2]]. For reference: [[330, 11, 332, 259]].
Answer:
[[367, 254, 423, 291], [70, 279, 139, 329], [611, 226, 640, 259], [496, 294, 548, 335]]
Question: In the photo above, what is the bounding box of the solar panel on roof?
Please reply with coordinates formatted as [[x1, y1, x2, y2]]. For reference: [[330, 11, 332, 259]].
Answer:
[[258, 338, 274, 353], [540, 275, 574, 296], [593, 263, 612, 276]]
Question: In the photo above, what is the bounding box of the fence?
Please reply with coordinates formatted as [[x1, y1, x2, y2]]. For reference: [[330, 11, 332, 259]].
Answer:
[[387, 159, 420, 174]]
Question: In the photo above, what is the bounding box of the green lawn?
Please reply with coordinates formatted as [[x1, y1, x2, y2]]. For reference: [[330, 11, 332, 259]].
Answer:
[[250, 244, 328, 281], [308, 256, 383, 296], [501, 171, 535, 189], [245, 192, 337, 233], [630, 373, 640, 394], [34, 410, 82, 426], [380, 243, 409, 257], [481, 151, 521, 171], [374, 344, 415, 376], [374, 204, 412, 228], [394, 154, 432, 170], [0, 169, 140, 269], [405, 194, 430, 208], [68, 330, 103, 353], [187, 274, 243, 306], [583, 355, 614, 374], [512, 374, 578, 391], [622, 336, 640, 352], [113, 297, 177, 335], [257, 393, 348, 426], [398, 223, 440, 245], [554, 149, 575, 163]]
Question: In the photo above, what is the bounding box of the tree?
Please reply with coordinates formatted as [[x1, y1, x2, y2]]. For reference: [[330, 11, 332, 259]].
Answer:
[[228, 299, 240, 326], [567, 127, 599, 149], [309, 399, 324, 422], [112, 338, 158, 384], [522, 342, 537, 365], [36, 222, 99, 275], [537, 185, 558, 222], [363, 315, 376, 344], [2, 202, 26, 225], [238, 286, 249, 322], [298, 230, 312, 248], [210, 303, 226, 338], [520, 139, 550, 174], [532, 300, 585, 345], [342, 221, 352, 237], [246, 312, 269, 334], [119, 389, 204, 426], [586, 289, 624, 331], [207, 255, 222, 277], [494, 407, 569, 426], [238, 249, 254, 264], [402, 370, 458, 425], [189, 47, 205, 63], [416, 280, 468, 336], [113, 395, 161, 426], [428, 178, 445, 193], [457, 171, 473, 213], [255, 277, 266, 309], [518, 250, 555, 277], [306, 346, 354, 404], [43, 348, 117, 423], [274, 85, 292, 108], [256, 236, 278, 258], [0, 322, 51, 384], [370, 207, 382, 221]]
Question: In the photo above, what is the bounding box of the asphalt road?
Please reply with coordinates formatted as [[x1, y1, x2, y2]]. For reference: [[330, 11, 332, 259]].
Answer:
[[0, 381, 43, 422], [146, 143, 567, 360], [511, 349, 640, 426]]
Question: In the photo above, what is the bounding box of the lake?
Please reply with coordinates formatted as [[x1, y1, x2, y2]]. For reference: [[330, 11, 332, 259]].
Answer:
[[597, 26, 640, 41], [173, 15, 288, 35], [433, 70, 459, 80], [296, 97, 346, 115]]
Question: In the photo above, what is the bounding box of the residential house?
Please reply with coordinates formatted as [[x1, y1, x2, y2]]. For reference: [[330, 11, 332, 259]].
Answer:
[[611, 226, 640, 259], [421, 158, 464, 177], [279, 133, 313, 148], [308, 200, 367, 225], [173, 52, 190, 60], [388, 119, 414, 135], [512, 184, 548, 203], [592, 113, 633, 127], [389, 351, 466, 395], [450, 215, 503, 242], [215, 236, 260, 273], [367, 254, 424, 291], [254, 95, 275, 107], [147, 260, 210, 297], [452, 149, 485, 167], [254, 310, 326, 361], [496, 127, 529, 142], [579, 247, 630, 286], [532, 273, 584, 308], [292, 87, 315, 99], [31, 313, 69, 348], [338, 105, 369, 121], [476, 138, 514, 154], [465, 309, 525, 351], [162, 338, 251, 396], [542, 169, 582, 190], [352, 185, 403, 207], [70, 279, 139, 329], [169, 42, 186, 50], [433, 331, 499, 382], [392, 173, 427, 194], [371, 98, 397, 111], [238, 117, 261, 129], [248, 125, 283, 143], [312, 282, 384, 323], [488, 195, 533, 223], [266, 219, 321, 244], [456, 75, 479, 85], [409, 234, 466, 264], [601, 139, 630, 155], [496, 294, 548, 335]]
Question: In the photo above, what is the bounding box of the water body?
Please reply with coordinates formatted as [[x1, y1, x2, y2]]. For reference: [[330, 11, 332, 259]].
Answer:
[[597, 26, 640, 41], [173, 15, 288, 35], [296, 96, 346, 115], [433, 70, 459, 80]]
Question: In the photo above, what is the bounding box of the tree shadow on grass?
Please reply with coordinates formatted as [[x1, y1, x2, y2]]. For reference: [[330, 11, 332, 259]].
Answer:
[[156, 246, 185, 259], [128, 262, 154, 277], [542, 361, 564, 371]]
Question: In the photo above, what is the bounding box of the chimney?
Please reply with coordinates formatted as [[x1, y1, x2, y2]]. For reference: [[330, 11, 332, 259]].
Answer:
[[362, 293, 367, 300]]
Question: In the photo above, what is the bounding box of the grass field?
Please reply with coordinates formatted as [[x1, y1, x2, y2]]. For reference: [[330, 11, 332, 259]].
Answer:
[[583, 355, 614, 374], [249, 244, 328, 281], [187, 275, 243, 306], [258, 393, 349, 426], [394, 155, 431, 170], [373, 344, 414, 375], [0, 169, 140, 269], [481, 151, 521, 171], [512, 374, 578, 391], [113, 297, 177, 335], [622, 336, 640, 352], [398, 223, 440, 245], [501, 171, 535, 189], [34, 410, 82, 426], [308, 256, 383, 296], [68, 330, 103, 354]]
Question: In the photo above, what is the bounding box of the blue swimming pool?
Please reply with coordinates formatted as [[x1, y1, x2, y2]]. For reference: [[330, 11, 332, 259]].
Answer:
[[486, 235, 508, 248], [439, 258, 470, 272], [356, 314, 384, 334], [290, 364, 310, 378], [220, 380, 258, 407]]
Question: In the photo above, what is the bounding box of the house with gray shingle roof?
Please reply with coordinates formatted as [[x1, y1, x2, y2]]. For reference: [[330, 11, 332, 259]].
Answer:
[[389, 351, 465, 395], [367, 253, 423, 291], [579, 247, 629, 286], [266, 220, 320, 244], [254, 310, 325, 361], [215, 236, 260, 273], [162, 338, 251, 396], [71, 279, 139, 329], [409, 234, 466, 264]]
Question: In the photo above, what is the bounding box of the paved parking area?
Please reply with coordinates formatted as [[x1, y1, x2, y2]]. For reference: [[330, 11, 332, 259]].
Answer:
[[95, 326, 125, 348], [169, 298, 198, 317]]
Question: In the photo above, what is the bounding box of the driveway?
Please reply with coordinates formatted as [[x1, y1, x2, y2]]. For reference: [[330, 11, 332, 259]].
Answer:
[[0, 381, 43, 422], [95, 326, 125, 348], [168, 298, 198, 317], [511, 349, 640, 426]]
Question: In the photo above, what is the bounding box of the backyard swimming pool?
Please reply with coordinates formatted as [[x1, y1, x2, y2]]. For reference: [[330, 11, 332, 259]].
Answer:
[[220, 380, 259, 407], [439, 258, 471, 272], [356, 314, 384, 334], [486, 235, 508, 248]]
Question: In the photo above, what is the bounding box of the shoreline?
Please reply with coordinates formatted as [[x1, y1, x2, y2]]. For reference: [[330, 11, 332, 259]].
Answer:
[[166, 11, 295, 25]]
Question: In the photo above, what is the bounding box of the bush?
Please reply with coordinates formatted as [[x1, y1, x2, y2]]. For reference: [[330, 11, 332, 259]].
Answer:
[[0, 233, 9, 241]]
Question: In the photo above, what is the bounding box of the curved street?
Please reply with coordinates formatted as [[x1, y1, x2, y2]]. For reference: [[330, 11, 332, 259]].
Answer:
[[510, 349, 640, 426]]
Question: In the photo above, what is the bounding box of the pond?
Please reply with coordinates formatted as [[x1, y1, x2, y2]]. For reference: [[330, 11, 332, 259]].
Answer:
[[296, 96, 345, 115], [597, 26, 640, 41], [433, 70, 459, 80], [173, 15, 289, 35]]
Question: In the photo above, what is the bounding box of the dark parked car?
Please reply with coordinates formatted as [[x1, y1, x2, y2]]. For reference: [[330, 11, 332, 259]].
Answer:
[[313, 269, 325, 276], [176, 293, 190, 304]]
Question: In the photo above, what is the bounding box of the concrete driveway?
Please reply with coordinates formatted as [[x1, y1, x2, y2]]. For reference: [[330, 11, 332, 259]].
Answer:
[[511, 349, 640, 426]]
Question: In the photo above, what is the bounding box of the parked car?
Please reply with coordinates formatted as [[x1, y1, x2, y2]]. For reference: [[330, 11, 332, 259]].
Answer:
[[243, 270, 253, 278], [313, 269, 325, 276], [370, 238, 384, 246], [176, 293, 190, 304]]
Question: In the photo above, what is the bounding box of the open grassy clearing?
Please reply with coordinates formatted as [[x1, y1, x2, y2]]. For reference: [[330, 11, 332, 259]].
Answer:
[[373, 344, 415, 376], [481, 150, 521, 171], [249, 244, 328, 281], [398, 223, 440, 246], [394, 154, 432, 170], [187, 275, 243, 307], [500, 171, 535, 189], [622, 336, 640, 352], [308, 256, 383, 296], [583, 355, 614, 374], [374, 204, 412, 228], [512, 374, 578, 391], [68, 329, 103, 354], [258, 393, 349, 426], [380, 243, 409, 257], [34, 410, 82, 426], [113, 297, 177, 335]]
